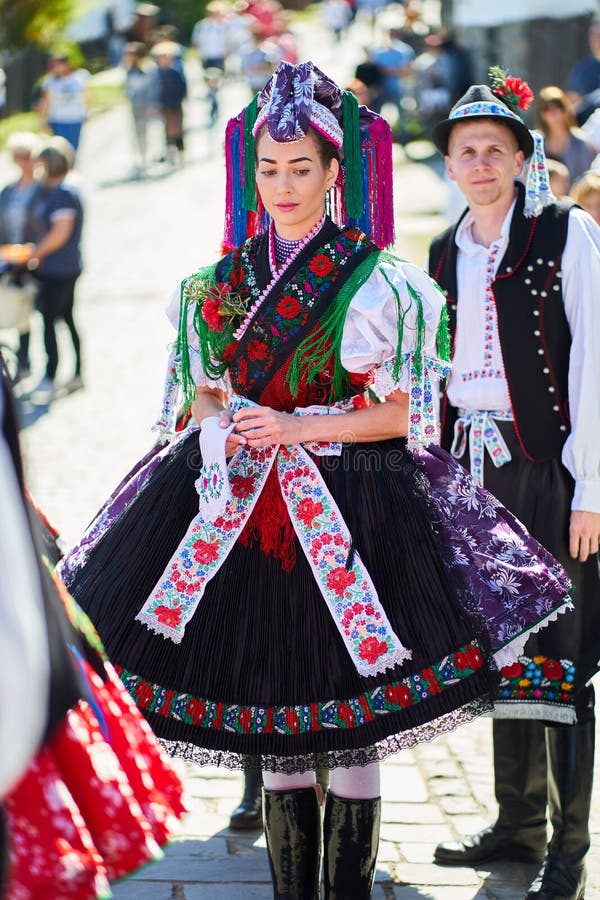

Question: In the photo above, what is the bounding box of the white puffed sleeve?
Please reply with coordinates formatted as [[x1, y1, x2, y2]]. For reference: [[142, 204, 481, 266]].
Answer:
[[341, 260, 451, 445], [153, 277, 229, 436]]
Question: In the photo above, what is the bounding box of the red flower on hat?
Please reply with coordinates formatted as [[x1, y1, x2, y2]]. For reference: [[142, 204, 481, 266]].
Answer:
[[504, 77, 534, 110], [489, 66, 534, 113]]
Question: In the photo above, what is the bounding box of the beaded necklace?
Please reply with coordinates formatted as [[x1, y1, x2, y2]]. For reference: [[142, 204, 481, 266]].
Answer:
[[273, 232, 303, 269], [233, 215, 326, 342]]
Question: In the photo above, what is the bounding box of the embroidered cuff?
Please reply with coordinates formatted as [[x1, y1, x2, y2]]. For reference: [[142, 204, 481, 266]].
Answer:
[[572, 479, 600, 514], [152, 348, 180, 436], [372, 356, 410, 397]]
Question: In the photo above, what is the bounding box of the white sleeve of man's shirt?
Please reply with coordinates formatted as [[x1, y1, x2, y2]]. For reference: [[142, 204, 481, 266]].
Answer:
[[0, 410, 49, 798], [560, 207, 600, 513]]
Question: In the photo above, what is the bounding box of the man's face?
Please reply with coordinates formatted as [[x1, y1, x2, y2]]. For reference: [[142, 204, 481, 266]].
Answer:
[[445, 120, 525, 211]]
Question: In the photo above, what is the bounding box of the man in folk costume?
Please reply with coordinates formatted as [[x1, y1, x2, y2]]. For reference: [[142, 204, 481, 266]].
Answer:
[[429, 68, 600, 900]]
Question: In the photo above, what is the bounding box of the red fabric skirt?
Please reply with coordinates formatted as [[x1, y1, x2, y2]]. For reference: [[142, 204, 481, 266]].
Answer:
[[4, 658, 188, 899]]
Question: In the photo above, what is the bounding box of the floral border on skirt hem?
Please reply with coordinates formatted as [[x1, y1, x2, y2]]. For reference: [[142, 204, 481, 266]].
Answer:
[[157, 697, 493, 774]]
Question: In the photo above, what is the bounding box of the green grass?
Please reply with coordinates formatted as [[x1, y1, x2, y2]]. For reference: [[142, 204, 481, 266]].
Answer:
[[87, 80, 124, 113]]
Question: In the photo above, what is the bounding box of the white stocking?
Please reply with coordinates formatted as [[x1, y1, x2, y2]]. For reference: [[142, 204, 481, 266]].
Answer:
[[262, 770, 316, 791], [329, 762, 380, 800]]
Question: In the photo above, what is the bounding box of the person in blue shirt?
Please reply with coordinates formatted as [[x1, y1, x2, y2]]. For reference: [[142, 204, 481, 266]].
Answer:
[[566, 22, 600, 124], [0, 133, 46, 381], [149, 41, 188, 166], [26, 144, 84, 398]]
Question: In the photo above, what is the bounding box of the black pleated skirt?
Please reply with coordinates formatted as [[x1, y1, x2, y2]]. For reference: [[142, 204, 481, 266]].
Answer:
[[66, 430, 498, 772]]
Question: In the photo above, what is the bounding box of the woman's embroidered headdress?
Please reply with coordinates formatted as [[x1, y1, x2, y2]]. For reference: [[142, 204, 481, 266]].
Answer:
[[224, 60, 394, 250], [432, 66, 555, 217]]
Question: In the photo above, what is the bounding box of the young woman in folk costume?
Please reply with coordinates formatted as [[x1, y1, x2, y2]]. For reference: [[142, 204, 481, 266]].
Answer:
[[60, 61, 573, 899]]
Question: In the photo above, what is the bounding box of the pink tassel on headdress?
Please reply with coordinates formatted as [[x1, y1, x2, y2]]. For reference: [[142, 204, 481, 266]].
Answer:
[[364, 117, 395, 249], [223, 114, 240, 252]]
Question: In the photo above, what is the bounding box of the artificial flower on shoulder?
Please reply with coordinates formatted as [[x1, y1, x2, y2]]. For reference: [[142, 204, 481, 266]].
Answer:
[[489, 65, 534, 113], [184, 276, 247, 333]]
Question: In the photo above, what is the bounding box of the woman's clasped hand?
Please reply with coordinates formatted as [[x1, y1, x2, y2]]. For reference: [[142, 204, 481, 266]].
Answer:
[[219, 405, 304, 456]]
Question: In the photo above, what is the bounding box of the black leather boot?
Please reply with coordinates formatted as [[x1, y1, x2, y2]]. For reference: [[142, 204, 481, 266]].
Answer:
[[323, 793, 381, 899], [229, 766, 263, 830], [263, 787, 322, 899], [435, 719, 548, 866], [526, 714, 595, 899]]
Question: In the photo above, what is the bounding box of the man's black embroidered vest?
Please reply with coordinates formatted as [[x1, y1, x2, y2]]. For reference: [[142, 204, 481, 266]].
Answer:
[[429, 184, 574, 462]]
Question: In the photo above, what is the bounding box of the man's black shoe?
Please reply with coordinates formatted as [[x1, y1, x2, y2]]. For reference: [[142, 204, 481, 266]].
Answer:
[[434, 824, 546, 866], [526, 856, 586, 899]]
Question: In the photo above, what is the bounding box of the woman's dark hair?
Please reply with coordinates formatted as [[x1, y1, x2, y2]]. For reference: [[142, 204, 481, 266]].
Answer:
[[37, 146, 70, 179], [254, 123, 340, 169]]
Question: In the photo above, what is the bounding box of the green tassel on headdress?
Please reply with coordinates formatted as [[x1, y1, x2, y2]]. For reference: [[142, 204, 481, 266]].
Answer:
[[243, 94, 259, 212], [342, 91, 363, 219]]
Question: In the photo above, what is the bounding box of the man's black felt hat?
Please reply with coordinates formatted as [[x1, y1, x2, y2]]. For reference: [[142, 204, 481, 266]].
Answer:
[[432, 84, 534, 158]]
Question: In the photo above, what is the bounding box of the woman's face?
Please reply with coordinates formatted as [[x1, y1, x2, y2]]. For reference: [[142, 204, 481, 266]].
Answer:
[[12, 150, 34, 178], [541, 102, 568, 130], [255, 129, 339, 240]]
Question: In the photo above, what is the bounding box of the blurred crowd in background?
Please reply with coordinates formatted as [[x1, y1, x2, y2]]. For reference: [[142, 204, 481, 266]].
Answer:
[[3, 0, 600, 397], [5, 0, 600, 190]]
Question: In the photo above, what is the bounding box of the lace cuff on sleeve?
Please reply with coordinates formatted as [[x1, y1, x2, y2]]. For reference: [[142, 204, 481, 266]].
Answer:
[[341, 260, 451, 446]]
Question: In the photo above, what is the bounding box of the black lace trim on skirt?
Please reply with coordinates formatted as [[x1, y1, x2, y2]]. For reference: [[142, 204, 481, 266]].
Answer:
[[159, 697, 492, 773]]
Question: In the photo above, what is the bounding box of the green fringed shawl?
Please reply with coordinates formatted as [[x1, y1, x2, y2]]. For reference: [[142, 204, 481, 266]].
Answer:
[[175, 253, 452, 410], [176, 263, 218, 411], [287, 251, 452, 401]]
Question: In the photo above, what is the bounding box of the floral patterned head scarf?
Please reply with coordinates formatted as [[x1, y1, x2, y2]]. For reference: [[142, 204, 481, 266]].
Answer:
[[253, 61, 344, 147]]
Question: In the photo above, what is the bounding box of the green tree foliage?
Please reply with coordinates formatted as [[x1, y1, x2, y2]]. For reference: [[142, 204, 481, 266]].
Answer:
[[0, 0, 76, 51]]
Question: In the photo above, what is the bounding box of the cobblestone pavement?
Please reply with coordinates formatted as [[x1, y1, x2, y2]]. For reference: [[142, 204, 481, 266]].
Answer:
[[4, 15, 599, 900]]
